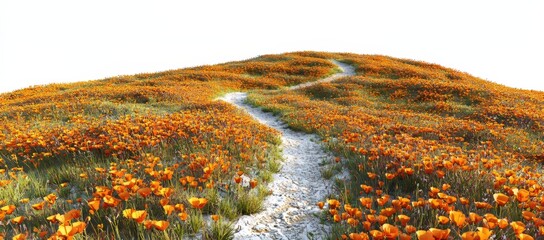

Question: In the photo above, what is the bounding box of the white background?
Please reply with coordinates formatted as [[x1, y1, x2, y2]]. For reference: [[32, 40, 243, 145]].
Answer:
[[1, 0, 543, 93]]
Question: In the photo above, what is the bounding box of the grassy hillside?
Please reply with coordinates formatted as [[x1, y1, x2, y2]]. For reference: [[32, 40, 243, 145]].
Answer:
[[248, 52, 544, 239], [1, 52, 543, 239]]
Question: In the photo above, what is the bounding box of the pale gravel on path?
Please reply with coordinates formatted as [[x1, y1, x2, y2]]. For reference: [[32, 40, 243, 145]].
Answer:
[[218, 60, 355, 240]]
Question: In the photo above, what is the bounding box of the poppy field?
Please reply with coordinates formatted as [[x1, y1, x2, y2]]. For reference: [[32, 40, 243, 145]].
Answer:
[[247, 52, 544, 239], [1, 51, 543, 239], [0, 54, 336, 239]]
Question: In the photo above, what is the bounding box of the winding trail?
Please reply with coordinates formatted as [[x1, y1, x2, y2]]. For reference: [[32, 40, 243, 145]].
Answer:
[[219, 60, 355, 240]]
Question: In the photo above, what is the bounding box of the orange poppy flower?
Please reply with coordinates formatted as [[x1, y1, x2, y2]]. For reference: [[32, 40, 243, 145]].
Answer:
[[493, 193, 509, 206], [44, 193, 57, 205], [163, 205, 175, 215], [153, 221, 170, 231], [360, 184, 373, 193], [137, 187, 152, 198], [437, 216, 449, 224], [250, 179, 258, 189], [64, 209, 82, 221], [385, 173, 395, 180], [32, 201, 46, 210], [397, 215, 410, 226], [378, 215, 388, 225], [380, 208, 395, 217], [123, 209, 135, 219], [461, 231, 477, 240], [72, 221, 86, 234], [58, 225, 76, 237], [143, 220, 154, 230], [510, 221, 525, 234], [158, 188, 173, 198], [405, 225, 416, 234], [103, 195, 120, 207], [12, 233, 26, 240], [469, 212, 483, 224], [234, 176, 242, 184], [517, 234, 534, 240], [377, 196, 389, 206], [398, 233, 411, 240], [416, 230, 434, 240], [476, 227, 492, 240], [369, 230, 384, 239], [132, 210, 147, 223], [175, 203, 185, 212], [1, 205, 16, 214], [333, 214, 341, 222], [46, 214, 58, 223], [362, 221, 371, 231], [327, 199, 340, 210], [513, 188, 530, 202], [88, 200, 100, 211], [178, 212, 188, 221], [429, 228, 450, 240], [317, 202, 324, 209], [474, 202, 492, 209], [349, 233, 369, 240], [522, 211, 535, 221], [11, 216, 25, 224], [211, 215, 220, 222], [188, 197, 208, 209], [347, 218, 359, 227], [498, 218, 509, 229], [449, 210, 466, 228], [381, 224, 399, 239], [359, 197, 372, 209]]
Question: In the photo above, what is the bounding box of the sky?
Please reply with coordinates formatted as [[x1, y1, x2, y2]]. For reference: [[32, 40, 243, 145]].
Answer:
[[1, 1, 543, 93]]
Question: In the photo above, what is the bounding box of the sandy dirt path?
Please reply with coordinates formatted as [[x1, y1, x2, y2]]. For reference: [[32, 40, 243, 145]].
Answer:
[[219, 60, 355, 240]]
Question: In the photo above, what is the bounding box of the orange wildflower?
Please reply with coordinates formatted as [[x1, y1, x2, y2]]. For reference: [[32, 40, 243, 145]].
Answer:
[[88, 199, 100, 211], [416, 230, 434, 240], [461, 231, 477, 240], [327, 199, 340, 209], [44, 193, 57, 204], [517, 234, 534, 240], [11, 216, 25, 224], [510, 221, 525, 234], [476, 227, 492, 240], [250, 179, 258, 189], [163, 205, 175, 215], [438, 216, 449, 224], [1, 205, 15, 214], [137, 187, 152, 198], [449, 210, 466, 228], [317, 202, 324, 209], [32, 201, 46, 210], [513, 188, 530, 202], [397, 215, 410, 226], [493, 193, 509, 206], [178, 212, 188, 221], [188, 197, 208, 209], [381, 224, 399, 239], [12, 233, 26, 240]]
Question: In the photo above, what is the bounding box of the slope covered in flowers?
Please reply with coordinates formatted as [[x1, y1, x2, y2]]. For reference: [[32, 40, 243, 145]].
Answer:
[[0, 54, 337, 239], [1, 51, 543, 239], [248, 52, 544, 239]]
